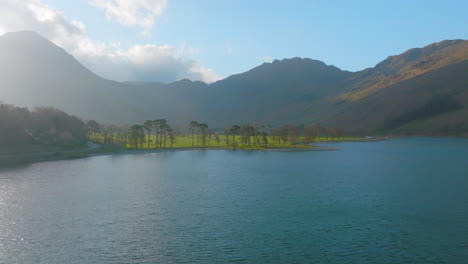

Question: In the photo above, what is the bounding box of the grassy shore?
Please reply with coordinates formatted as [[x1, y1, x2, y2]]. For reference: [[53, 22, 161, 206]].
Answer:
[[92, 134, 365, 150], [0, 135, 369, 166]]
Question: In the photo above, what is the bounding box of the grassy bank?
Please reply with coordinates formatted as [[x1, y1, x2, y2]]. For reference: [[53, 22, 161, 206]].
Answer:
[[0, 136, 369, 166], [92, 134, 365, 150]]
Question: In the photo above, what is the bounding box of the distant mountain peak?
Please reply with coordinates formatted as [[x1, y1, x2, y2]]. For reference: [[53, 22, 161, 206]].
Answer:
[[374, 39, 467, 74], [0, 30, 74, 60], [272, 57, 326, 65], [3, 30, 43, 37], [172, 78, 207, 86], [1, 30, 55, 45], [426, 39, 464, 48], [257, 57, 344, 73], [177, 78, 196, 83]]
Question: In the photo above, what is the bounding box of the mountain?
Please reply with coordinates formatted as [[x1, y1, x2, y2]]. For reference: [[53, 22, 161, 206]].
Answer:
[[0, 31, 154, 123], [326, 40, 468, 134], [0, 31, 467, 135], [200, 58, 353, 126], [339, 39, 467, 101]]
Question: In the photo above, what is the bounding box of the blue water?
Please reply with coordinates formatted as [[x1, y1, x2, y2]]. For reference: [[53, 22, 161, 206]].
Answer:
[[0, 138, 467, 263]]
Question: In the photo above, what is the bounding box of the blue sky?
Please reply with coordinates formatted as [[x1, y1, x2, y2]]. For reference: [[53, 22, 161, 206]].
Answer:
[[3, 0, 468, 82]]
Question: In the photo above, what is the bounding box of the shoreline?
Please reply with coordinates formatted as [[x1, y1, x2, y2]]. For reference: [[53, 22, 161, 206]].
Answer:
[[0, 144, 339, 166], [89, 145, 340, 157], [313, 137, 387, 144], [2, 135, 458, 165], [0, 137, 392, 167]]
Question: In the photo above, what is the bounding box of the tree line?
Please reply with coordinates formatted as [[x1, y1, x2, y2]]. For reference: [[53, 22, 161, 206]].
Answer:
[[0, 102, 351, 152], [86, 119, 347, 149], [86, 119, 179, 149]]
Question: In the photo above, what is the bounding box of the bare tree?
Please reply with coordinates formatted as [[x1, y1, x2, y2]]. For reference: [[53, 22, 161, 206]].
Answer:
[[305, 124, 319, 143], [189, 121, 198, 147], [289, 126, 301, 144], [144, 120, 153, 149], [230, 125, 240, 146], [86, 120, 100, 141], [275, 124, 292, 144], [197, 123, 209, 147], [129, 125, 145, 149]]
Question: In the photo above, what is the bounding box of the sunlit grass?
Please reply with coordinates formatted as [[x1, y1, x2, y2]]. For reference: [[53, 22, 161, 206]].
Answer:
[[90, 134, 364, 151]]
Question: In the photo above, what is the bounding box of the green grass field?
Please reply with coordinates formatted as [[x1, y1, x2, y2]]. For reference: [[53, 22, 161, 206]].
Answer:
[[91, 134, 364, 151]]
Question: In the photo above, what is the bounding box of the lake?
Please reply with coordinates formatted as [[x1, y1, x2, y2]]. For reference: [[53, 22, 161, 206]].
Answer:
[[0, 138, 467, 263]]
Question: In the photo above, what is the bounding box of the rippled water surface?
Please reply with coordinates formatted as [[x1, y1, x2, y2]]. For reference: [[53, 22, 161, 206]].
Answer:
[[0, 138, 467, 263]]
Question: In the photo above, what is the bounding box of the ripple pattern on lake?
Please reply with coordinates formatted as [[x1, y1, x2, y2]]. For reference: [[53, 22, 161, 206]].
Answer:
[[0, 138, 467, 263]]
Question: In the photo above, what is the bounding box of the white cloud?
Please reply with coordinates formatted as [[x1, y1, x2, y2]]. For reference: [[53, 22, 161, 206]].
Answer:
[[261, 56, 273, 63], [106, 44, 220, 83], [89, 0, 167, 36], [0, 0, 220, 83]]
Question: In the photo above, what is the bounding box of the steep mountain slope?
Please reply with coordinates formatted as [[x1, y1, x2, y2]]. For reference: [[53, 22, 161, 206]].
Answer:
[[326, 60, 468, 134], [339, 39, 468, 101], [0, 31, 466, 134], [0, 31, 148, 123], [318, 40, 468, 134]]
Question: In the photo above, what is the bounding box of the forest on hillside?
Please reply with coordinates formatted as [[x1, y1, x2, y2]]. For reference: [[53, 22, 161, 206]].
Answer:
[[0, 103, 87, 153]]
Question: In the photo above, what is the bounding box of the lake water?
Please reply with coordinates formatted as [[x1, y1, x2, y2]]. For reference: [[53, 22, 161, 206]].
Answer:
[[0, 138, 467, 263]]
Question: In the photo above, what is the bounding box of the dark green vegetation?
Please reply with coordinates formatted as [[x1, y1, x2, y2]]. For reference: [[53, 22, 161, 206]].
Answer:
[[0, 101, 356, 164], [0, 31, 467, 136], [0, 103, 87, 155], [381, 94, 463, 131]]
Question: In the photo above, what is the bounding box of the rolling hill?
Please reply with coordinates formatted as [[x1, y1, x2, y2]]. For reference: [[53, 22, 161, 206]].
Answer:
[[0, 31, 467, 135]]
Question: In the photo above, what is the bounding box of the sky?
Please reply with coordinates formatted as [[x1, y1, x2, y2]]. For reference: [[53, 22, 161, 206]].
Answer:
[[0, 0, 467, 83]]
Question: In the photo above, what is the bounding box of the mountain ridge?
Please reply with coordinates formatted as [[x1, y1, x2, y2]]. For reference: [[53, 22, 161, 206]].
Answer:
[[0, 31, 466, 134]]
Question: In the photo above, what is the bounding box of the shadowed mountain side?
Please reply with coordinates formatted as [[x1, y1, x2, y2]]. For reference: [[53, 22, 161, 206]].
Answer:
[[199, 58, 353, 127], [0, 31, 149, 123], [0, 31, 467, 135], [112, 79, 209, 124], [324, 60, 468, 134], [340, 39, 468, 101]]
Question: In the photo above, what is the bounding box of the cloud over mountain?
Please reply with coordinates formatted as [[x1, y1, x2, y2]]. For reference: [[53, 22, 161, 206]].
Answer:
[[0, 0, 220, 83]]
